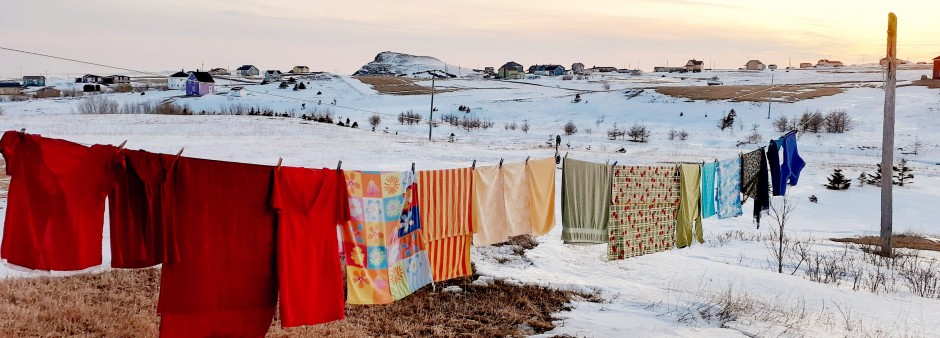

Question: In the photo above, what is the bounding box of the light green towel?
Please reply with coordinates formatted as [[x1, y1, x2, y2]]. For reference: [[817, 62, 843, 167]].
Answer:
[[677, 164, 704, 248], [561, 158, 612, 244]]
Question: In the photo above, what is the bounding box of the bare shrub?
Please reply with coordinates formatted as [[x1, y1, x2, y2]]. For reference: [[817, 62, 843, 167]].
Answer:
[[121, 101, 158, 114], [154, 102, 190, 115], [668, 129, 677, 141], [767, 196, 797, 273], [481, 118, 494, 130], [397, 110, 422, 125], [504, 121, 518, 131], [798, 110, 824, 133], [679, 130, 689, 141], [61, 88, 82, 97], [562, 75, 573, 80], [75, 95, 119, 114], [220, 103, 251, 115], [0, 106, 4, 115], [627, 123, 650, 142], [595, 115, 605, 127], [112, 84, 134, 93], [584, 128, 592, 135], [601, 80, 611, 91], [743, 130, 762, 145], [440, 113, 460, 126], [459, 116, 481, 131], [563, 121, 577, 135], [773, 116, 789, 133], [607, 124, 625, 140], [368, 114, 381, 128], [520, 120, 530, 133], [824, 109, 852, 133]]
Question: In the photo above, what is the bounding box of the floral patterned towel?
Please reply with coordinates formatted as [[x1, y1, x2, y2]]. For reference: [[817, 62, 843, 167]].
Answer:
[[342, 171, 433, 304], [608, 166, 680, 260]]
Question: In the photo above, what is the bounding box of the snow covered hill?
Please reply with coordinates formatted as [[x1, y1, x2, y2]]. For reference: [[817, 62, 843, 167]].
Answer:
[[352, 51, 474, 78]]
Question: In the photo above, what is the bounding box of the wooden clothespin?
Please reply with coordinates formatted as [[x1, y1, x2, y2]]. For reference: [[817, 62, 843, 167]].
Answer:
[[498, 158, 504, 168], [411, 162, 415, 173], [117, 140, 128, 150], [18, 128, 25, 134], [175, 148, 185, 157], [525, 156, 530, 164], [471, 160, 476, 170], [276, 157, 283, 173], [612, 161, 618, 166], [336, 160, 342, 170], [564, 152, 568, 158]]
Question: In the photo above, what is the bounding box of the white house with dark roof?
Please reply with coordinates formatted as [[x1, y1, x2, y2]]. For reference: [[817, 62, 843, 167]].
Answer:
[[236, 65, 260, 77], [168, 70, 189, 90], [264, 70, 283, 82]]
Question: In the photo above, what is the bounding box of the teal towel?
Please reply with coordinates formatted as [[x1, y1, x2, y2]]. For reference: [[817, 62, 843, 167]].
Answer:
[[701, 162, 717, 218]]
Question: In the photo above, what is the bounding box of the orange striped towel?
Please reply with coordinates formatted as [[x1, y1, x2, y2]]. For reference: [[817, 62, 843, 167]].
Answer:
[[418, 168, 475, 281]]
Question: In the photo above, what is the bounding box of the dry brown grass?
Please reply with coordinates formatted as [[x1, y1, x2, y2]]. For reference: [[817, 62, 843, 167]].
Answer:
[[831, 234, 940, 252], [0, 265, 585, 337], [0, 159, 8, 198], [655, 85, 844, 103], [354, 76, 457, 96], [912, 79, 940, 89]]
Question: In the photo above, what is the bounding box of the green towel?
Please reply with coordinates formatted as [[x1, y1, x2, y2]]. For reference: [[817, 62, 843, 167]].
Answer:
[[561, 158, 612, 244], [677, 164, 704, 248]]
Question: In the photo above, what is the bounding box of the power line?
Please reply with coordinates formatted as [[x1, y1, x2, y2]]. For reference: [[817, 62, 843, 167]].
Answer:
[[0, 45, 165, 77]]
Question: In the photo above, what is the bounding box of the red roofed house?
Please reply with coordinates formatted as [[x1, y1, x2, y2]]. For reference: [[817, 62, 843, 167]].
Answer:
[[933, 56, 940, 79]]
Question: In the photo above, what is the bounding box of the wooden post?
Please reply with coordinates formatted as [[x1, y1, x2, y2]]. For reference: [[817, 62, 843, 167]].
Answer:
[[428, 77, 435, 141], [880, 13, 897, 257]]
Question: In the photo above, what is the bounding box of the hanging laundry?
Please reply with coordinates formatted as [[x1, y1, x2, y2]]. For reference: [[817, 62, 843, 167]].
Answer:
[[501, 162, 534, 237], [341, 170, 433, 304], [561, 158, 612, 244], [716, 157, 744, 219], [742, 148, 770, 227], [527, 157, 557, 236], [677, 164, 703, 248], [417, 168, 474, 282], [608, 165, 680, 260], [778, 132, 805, 194], [768, 140, 783, 196], [109, 150, 177, 269], [700, 162, 717, 219], [0, 131, 120, 271], [272, 167, 350, 326], [472, 165, 511, 245], [157, 157, 277, 338]]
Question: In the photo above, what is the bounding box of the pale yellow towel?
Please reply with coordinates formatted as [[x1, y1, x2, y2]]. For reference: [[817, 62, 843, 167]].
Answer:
[[501, 162, 533, 237], [472, 165, 509, 245], [527, 157, 556, 236]]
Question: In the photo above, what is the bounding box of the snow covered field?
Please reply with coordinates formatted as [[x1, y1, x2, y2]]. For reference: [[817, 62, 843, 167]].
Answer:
[[1, 67, 939, 337]]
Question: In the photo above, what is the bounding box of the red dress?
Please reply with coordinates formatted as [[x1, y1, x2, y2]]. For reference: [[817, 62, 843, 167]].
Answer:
[[157, 157, 278, 338], [0, 131, 119, 271], [271, 167, 350, 327], [108, 150, 177, 269]]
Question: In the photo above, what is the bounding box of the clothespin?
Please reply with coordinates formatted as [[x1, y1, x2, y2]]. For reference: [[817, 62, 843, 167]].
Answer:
[[117, 140, 127, 150], [525, 156, 530, 164], [336, 160, 342, 170], [411, 162, 415, 174], [175, 148, 185, 157], [612, 161, 618, 166], [471, 160, 476, 170], [18, 128, 25, 134], [564, 152, 568, 158], [276, 157, 283, 173], [498, 158, 504, 168]]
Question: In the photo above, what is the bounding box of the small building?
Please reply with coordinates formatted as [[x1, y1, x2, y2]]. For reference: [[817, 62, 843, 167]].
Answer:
[[236, 65, 260, 77], [817, 59, 844, 67], [264, 70, 283, 82], [799, 62, 813, 68], [483, 66, 495, 75], [209, 68, 229, 76], [0, 82, 23, 95], [229, 86, 247, 97], [33, 86, 61, 98], [685, 59, 704, 73], [81, 74, 102, 84], [768, 64, 778, 70], [23, 76, 46, 87], [533, 65, 566, 76], [497, 61, 525, 79], [933, 56, 940, 80], [290, 66, 310, 74], [102, 75, 130, 85], [745, 60, 766, 70], [571, 63, 585, 74], [82, 84, 101, 92], [168, 70, 189, 90], [590, 66, 618, 73], [185, 71, 215, 96]]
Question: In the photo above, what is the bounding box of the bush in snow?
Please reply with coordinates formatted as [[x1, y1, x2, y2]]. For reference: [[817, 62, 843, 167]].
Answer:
[[627, 123, 650, 143], [798, 110, 824, 133], [607, 125, 625, 140], [601, 80, 611, 91], [563, 121, 578, 135], [717, 109, 736, 131], [825, 168, 851, 190], [679, 130, 689, 141], [398, 110, 422, 125], [440, 113, 460, 126], [773, 116, 790, 133], [520, 120, 530, 134], [75, 96, 119, 114], [504, 121, 518, 131], [824, 109, 852, 133], [893, 159, 914, 186], [368, 114, 381, 129]]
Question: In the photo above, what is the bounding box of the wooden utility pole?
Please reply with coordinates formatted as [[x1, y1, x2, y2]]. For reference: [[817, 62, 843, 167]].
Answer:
[[428, 77, 435, 140], [767, 73, 774, 119], [880, 13, 897, 257]]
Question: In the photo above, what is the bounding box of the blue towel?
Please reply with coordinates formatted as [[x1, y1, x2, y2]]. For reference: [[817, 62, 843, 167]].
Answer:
[[701, 162, 717, 218], [780, 132, 806, 189]]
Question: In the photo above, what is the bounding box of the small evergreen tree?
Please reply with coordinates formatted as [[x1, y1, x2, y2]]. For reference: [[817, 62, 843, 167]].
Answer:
[[893, 159, 914, 186], [865, 164, 883, 186], [718, 109, 736, 131], [825, 168, 851, 190]]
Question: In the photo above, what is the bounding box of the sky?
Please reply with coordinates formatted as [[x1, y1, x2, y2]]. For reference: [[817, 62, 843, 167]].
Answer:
[[0, 0, 937, 78]]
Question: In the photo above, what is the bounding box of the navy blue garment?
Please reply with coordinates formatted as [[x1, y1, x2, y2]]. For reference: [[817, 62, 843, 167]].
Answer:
[[767, 140, 783, 196], [779, 132, 806, 191], [754, 149, 770, 228]]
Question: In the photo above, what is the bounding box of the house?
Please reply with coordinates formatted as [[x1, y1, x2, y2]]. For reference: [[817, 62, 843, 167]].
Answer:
[[236, 65, 260, 77], [264, 70, 283, 82], [102, 75, 130, 85], [229, 86, 247, 97], [483, 67, 495, 75], [745, 60, 766, 70], [532, 65, 565, 76], [571, 63, 585, 74], [168, 70, 189, 90], [933, 56, 940, 79], [82, 84, 101, 92], [209, 68, 229, 76], [0, 82, 22, 95], [817, 59, 844, 67], [185, 71, 215, 96], [799, 62, 813, 68], [81, 74, 102, 84], [291, 66, 310, 74], [589, 66, 618, 73], [497, 61, 525, 79], [33, 87, 61, 98], [685, 59, 704, 73], [768, 64, 778, 70], [23, 76, 45, 87]]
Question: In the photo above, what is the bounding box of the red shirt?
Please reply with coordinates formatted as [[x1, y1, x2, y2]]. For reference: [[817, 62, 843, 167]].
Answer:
[[272, 167, 350, 327], [0, 131, 118, 271], [157, 157, 278, 338], [108, 150, 177, 269]]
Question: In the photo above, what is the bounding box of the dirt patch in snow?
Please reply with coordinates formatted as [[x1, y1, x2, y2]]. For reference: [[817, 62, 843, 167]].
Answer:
[[831, 234, 940, 252], [354, 76, 458, 95], [655, 85, 844, 103], [0, 267, 584, 337], [911, 79, 940, 89]]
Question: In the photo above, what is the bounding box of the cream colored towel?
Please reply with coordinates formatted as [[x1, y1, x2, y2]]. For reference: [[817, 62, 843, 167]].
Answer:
[[501, 162, 533, 237], [527, 157, 556, 236], [472, 165, 510, 245]]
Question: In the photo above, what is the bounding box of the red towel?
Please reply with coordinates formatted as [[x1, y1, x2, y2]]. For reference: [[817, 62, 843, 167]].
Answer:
[[157, 157, 277, 338], [272, 167, 349, 327], [0, 131, 119, 271]]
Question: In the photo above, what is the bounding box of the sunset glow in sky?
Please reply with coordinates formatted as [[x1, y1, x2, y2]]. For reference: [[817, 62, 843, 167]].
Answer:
[[1, 0, 937, 77]]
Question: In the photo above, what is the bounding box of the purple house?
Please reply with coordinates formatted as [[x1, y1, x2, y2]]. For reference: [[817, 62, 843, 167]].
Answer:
[[185, 71, 215, 96]]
